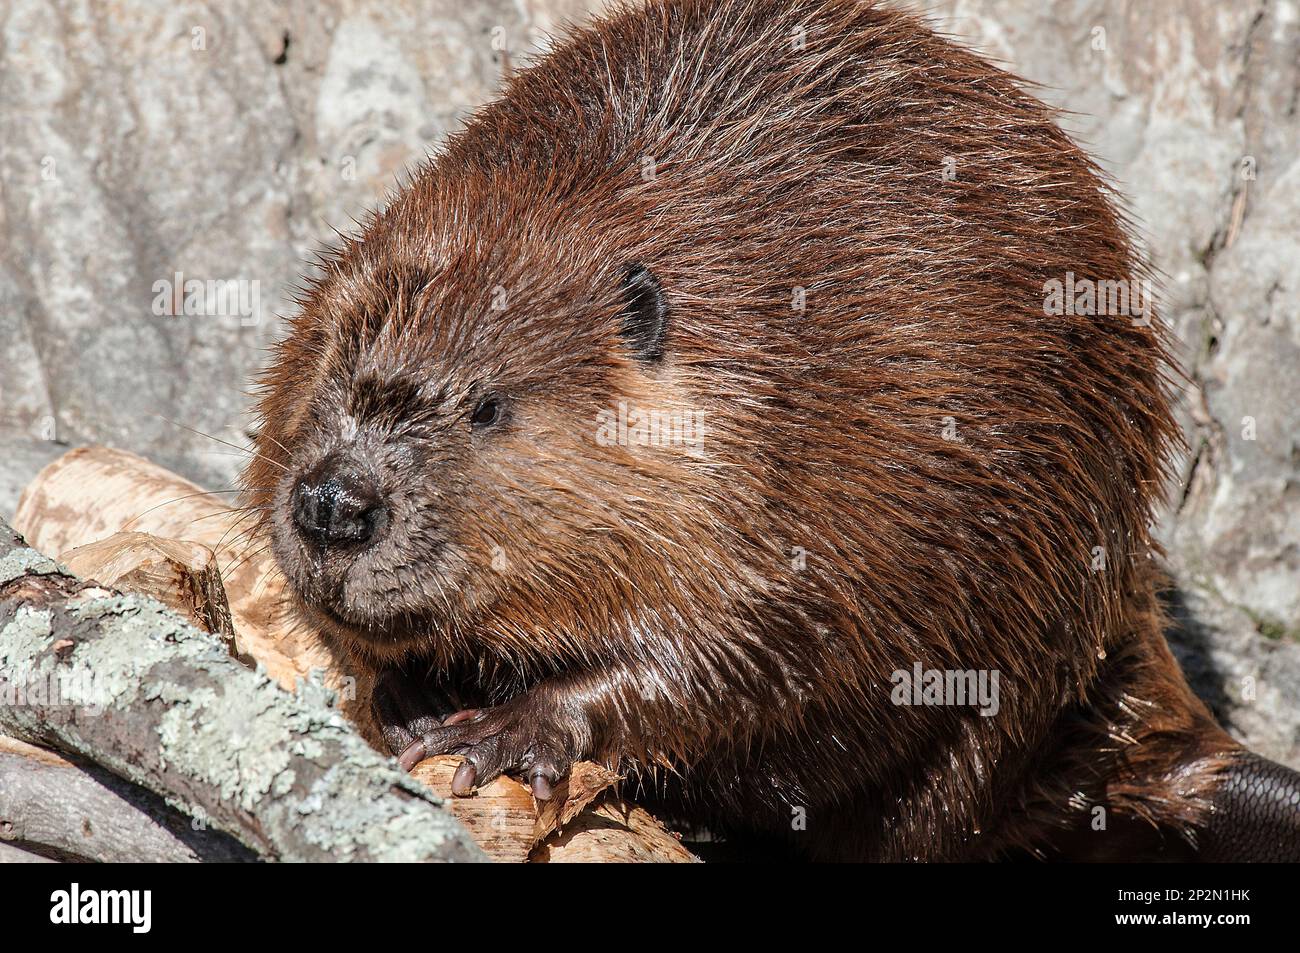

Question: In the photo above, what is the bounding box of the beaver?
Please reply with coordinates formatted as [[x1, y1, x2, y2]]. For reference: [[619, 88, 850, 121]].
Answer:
[[243, 0, 1300, 860]]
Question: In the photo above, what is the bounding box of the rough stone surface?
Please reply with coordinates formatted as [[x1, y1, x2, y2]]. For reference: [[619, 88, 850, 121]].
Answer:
[[1, 0, 1297, 765], [0, 0, 596, 491]]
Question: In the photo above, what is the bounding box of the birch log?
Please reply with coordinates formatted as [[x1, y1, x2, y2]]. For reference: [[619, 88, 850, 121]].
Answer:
[[61, 532, 235, 639]]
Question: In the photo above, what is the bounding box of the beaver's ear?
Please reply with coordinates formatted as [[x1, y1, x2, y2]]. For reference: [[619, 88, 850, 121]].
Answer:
[[618, 263, 668, 364]]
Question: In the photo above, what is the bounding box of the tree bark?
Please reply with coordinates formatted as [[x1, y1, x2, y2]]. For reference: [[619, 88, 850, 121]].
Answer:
[[13, 445, 382, 745], [0, 521, 486, 863]]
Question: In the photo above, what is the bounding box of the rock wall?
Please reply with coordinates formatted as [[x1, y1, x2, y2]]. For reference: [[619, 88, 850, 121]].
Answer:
[[1, 0, 1296, 763], [915, 0, 1300, 765]]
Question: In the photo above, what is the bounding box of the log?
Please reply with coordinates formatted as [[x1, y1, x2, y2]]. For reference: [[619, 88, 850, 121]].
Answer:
[[0, 521, 485, 862], [61, 532, 235, 640], [406, 756, 699, 862], [13, 446, 381, 745], [537, 803, 699, 863], [410, 757, 541, 863], [0, 737, 255, 863]]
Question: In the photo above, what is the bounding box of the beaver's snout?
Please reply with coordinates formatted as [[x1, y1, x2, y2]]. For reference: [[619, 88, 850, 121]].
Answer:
[[291, 452, 389, 551]]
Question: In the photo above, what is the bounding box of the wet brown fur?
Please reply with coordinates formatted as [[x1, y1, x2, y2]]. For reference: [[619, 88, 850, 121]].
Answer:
[[244, 0, 1244, 860]]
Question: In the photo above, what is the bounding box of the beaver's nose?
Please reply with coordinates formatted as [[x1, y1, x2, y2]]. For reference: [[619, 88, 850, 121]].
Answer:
[[292, 456, 387, 549]]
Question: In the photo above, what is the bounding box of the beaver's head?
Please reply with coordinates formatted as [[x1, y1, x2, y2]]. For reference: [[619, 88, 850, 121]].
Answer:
[[244, 209, 721, 665]]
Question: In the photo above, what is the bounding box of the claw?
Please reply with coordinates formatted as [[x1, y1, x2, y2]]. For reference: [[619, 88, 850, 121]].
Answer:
[[528, 771, 554, 801], [391, 696, 576, 800], [452, 759, 478, 797], [398, 739, 427, 772]]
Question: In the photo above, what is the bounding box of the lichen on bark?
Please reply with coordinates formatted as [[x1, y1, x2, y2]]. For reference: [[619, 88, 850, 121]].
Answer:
[[0, 524, 486, 863]]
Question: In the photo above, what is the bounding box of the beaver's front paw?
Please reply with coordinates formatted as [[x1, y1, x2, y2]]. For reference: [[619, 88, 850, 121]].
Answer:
[[397, 696, 583, 801], [371, 665, 462, 758]]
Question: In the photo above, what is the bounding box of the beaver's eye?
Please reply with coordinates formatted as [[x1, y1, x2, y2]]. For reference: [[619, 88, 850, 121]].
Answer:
[[471, 396, 502, 429]]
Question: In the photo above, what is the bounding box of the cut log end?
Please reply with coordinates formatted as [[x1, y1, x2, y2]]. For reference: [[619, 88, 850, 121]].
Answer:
[[61, 531, 235, 639]]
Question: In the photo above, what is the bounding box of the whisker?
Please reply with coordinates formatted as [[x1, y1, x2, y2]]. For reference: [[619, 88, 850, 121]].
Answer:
[[257, 430, 293, 460], [224, 542, 271, 581], [158, 415, 289, 473], [190, 503, 271, 528], [249, 557, 284, 602], [217, 523, 266, 561], [122, 488, 257, 530], [215, 509, 266, 560]]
